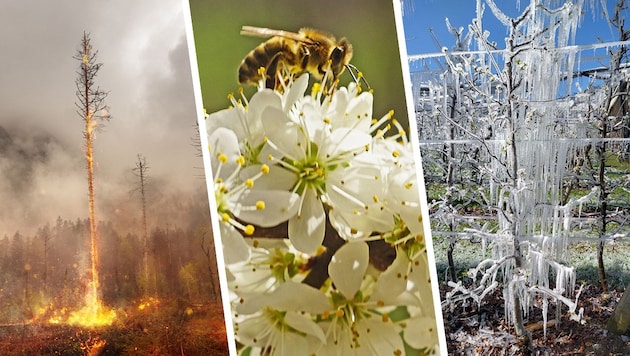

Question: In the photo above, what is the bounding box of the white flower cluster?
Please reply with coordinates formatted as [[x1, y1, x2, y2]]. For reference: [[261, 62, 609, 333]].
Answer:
[[206, 74, 438, 355]]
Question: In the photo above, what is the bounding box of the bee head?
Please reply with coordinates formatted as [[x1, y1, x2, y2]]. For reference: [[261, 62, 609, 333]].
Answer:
[[329, 38, 353, 79]]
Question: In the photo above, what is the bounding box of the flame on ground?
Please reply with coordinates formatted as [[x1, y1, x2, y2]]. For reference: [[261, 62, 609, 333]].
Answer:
[[137, 297, 160, 311], [64, 288, 116, 327], [67, 300, 116, 327], [34, 288, 117, 328]]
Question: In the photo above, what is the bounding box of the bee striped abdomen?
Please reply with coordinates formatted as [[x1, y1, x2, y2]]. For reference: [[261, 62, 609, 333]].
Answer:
[[238, 38, 295, 86]]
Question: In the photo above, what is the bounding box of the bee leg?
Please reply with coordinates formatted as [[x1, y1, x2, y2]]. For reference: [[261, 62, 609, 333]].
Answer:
[[265, 52, 284, 89]]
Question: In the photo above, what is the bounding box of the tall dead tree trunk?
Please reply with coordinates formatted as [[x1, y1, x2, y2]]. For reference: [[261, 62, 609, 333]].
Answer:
[[132, 154, 150, 296], [73, 32, 110, 303]]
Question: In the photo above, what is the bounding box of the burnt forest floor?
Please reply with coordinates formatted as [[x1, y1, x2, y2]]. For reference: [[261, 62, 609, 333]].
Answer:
[[0, 299, 228, 356]]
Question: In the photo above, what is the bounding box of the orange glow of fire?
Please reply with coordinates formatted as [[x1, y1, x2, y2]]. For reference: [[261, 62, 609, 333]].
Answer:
[[66, 301, 116, 327], [34, 289, 117, 328], [137, 297, 160, 311], [48, 316, 62, 324], [64, 287, 116, 327]]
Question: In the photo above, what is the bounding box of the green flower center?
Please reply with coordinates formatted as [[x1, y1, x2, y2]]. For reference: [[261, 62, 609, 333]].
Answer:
[[290, 142, 334, 195]]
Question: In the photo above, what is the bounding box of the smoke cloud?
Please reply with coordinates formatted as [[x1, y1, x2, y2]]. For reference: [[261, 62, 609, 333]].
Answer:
[[0, 0, 206, 235]]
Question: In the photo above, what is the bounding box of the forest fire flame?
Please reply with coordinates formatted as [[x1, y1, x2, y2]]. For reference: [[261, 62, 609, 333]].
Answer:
[[43, 303, 116, 328], [66, 301, 116, 328], [34, 284, 116, 328], [137, 297, 160, 311]]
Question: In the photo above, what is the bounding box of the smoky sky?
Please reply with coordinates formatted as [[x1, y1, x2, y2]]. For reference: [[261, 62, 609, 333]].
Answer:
[[0, 1, 205, 235]]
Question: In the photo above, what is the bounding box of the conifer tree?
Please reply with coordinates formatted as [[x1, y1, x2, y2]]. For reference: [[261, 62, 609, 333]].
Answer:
[[73, 32, 110, 303]]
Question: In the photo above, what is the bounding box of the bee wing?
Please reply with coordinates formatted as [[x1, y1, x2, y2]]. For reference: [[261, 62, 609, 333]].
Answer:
[[240, 26, 312, 43]]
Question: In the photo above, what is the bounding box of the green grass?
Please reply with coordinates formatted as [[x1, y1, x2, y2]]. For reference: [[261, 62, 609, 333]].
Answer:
[[432, 237, 630, 291]]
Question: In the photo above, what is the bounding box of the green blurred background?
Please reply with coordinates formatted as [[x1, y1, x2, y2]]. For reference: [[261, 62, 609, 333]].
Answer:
[[189, 0, 410, 128]]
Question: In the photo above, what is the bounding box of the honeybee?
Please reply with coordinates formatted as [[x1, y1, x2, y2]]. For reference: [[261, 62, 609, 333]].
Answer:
[[238, 26, 363, 91]]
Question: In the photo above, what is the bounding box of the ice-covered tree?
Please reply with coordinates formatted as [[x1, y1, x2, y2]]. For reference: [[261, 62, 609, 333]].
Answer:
[[412, 0, 599, 348]]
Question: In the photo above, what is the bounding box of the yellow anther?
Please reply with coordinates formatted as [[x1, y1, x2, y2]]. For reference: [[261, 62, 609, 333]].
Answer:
[[311, 82, 321, 96]]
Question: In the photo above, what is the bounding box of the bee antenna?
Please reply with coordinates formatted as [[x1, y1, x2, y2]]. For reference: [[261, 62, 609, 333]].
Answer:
[[345, 64, 370, 90]]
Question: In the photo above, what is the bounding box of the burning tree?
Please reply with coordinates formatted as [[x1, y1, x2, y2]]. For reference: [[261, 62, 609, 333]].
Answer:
[[73, 32, 112, 316]]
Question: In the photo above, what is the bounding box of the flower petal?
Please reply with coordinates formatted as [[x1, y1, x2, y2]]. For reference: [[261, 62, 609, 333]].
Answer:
[[403, 316, 439, 350], [288, 189, 325, 255], [240, 164, 297, 191], [328, 241, 369, 299], [285, 311, 326, 343], [219, 221, 251, 265], [325, 128, 371, 157], [389, 166, 424, 234], [283, 74, 309, 111], [357, 318, 405, 355], [372, 249, 409, 302], [207, 127, 241, 180], [206, 107, 242, 138], [267, 281, 330, 314], [235, 190, 299, 227], [237, 280, 330, 315], [261, 106, 305, 160]]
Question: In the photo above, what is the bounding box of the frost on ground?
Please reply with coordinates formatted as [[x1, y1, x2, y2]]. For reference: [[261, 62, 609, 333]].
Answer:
[[442, 284, 630, 355], [436, 238, 630, 355]]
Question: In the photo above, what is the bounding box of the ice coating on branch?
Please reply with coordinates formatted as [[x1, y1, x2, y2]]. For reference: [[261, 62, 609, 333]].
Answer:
[[411, 0, 607, 335]]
